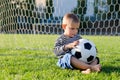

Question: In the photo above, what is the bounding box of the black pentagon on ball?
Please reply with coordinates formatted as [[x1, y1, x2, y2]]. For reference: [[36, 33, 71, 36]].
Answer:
[[87, 55, 94, 62], [84, 42, 92, 50], [75, 51, 82, 59]]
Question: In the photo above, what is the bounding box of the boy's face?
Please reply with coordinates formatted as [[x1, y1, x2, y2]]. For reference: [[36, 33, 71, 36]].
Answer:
[[64, 22, 80, 37]]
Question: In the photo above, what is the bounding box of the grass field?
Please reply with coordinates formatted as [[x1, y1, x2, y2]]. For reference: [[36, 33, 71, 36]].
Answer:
[[0, 34, 120, 80]]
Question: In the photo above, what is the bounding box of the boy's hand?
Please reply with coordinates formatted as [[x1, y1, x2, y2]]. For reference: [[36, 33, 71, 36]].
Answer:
[[64, 40, 79, 51]]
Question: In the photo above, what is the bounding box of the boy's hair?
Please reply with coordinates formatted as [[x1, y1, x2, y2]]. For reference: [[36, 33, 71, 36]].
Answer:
[[62, 13, 79, 28]]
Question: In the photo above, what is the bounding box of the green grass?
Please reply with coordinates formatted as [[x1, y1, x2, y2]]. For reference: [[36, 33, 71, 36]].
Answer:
[[0, 34, 120, 80]]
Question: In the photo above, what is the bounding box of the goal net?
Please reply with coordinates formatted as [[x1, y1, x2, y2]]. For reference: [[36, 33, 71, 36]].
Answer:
[[0, 0, 120, 50], [0, 0, 120, 35]]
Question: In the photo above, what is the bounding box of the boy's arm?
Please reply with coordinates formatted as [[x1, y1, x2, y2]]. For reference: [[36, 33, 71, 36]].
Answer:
[[54, 36, 72, 57], [54, 34, 81, 57], [54, 40, 79, 57], [54, 45, 66, 57]]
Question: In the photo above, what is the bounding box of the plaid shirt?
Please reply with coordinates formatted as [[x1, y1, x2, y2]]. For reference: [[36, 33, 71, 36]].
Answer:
[[54, 34, 82, 57]]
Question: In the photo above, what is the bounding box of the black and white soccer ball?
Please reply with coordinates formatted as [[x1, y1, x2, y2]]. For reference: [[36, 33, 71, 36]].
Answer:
[[71, 39, 97, 63]]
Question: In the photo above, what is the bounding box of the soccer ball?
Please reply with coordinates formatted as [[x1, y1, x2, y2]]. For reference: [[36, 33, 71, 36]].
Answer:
[[71, 39, 97, 63]]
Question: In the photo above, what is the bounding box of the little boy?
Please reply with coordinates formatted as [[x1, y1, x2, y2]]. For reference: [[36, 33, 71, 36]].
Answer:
[[54, 13, 101, 74]]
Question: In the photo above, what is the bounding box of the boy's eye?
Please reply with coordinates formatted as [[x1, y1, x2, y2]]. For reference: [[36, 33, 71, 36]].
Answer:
[[71, 28, 75, 30], [70, 28, 79, 30]]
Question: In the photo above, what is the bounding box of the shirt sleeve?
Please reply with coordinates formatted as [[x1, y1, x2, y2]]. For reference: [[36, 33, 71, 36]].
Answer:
[[54, 38, 67, 57], [54, 34, 82, 57]]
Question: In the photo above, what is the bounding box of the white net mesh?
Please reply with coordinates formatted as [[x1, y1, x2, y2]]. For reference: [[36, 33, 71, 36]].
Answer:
[[0, 0, 120, 50], [0, 0, 120, 35]]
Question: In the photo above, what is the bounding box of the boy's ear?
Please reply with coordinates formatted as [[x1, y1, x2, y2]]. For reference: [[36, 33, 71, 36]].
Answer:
[[62, 24, 67, 29]]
